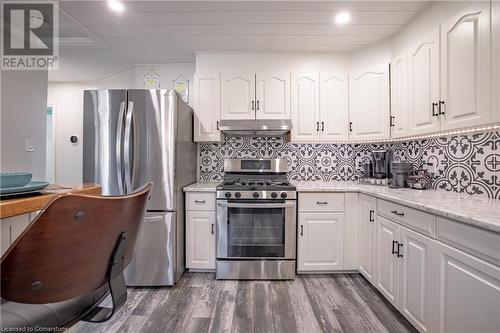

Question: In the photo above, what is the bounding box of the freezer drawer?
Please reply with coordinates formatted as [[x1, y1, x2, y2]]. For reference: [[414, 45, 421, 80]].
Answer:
[[124, 212, 178, 286]]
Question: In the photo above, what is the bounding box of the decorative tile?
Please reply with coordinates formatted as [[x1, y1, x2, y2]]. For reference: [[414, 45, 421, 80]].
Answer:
[[198, 131, 500, 199]]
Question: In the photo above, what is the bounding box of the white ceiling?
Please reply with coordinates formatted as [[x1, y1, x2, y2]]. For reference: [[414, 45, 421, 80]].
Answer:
[[50, 0, 431, 82]]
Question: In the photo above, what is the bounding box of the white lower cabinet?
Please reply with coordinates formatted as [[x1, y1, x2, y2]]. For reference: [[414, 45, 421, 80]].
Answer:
[[358, 194, 377, 283], [375, 216, 435, 333], [1, 214, 31, 256], [399, 226, 434, 333], [297, 212, 344, 272], [433, 241, 500, 333], [185, 192, 216, 270], [375, 216, 400, 308]]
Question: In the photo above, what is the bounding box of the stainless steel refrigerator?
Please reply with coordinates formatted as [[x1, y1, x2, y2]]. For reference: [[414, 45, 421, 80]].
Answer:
[[83, 89, 196, 286]]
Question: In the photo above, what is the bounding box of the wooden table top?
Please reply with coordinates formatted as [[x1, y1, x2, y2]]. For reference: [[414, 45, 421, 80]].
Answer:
[[0, 184, 102, 219]]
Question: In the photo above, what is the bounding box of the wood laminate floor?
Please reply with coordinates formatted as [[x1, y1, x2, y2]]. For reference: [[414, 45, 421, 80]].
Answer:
[[69, 273, 417, 333]]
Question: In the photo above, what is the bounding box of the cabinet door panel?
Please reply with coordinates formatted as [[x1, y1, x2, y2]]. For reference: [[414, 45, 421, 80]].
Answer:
[[186, 211, 216, 270], [291, 73, 320, 142], [391, 52, 408, 138], [349, 65, 390, 140], [440, 4, 491, 130], [400, 227, 434, 333], [492, 1, 500, 122], [375, 216, 399, 308], [358, 194, 376, 283], [194, 74, 221, 142], [221, 73, 255, 120], [298, 213, 344, 272], [408, 29, 441, 135], [320, 73, 349, 141], [256, 73, 290, 119], [434, 241, 500, 333]]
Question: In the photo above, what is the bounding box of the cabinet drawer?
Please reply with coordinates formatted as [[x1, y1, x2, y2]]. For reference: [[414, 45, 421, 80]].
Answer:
[[186, 192, 216, 211], [298, 193, 344, 212], [436, 217, 500, 266], [377, 199, 436, 237]]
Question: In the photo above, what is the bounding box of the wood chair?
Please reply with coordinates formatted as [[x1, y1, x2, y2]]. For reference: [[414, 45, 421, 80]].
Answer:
[[0, 183, 152, 330]]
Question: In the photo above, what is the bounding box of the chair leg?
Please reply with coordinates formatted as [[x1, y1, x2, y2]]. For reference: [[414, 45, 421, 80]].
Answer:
[[82, 232, 129, 323]]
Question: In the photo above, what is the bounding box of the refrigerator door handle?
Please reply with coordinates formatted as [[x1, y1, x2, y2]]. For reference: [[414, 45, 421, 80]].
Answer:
[[124, 101, 134, 193], [115, 101, 126, 194]]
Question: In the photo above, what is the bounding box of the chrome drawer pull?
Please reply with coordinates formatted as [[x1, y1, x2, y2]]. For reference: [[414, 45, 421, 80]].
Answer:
[[316, 201, 328, 205], [195, 200, 206, 204], [391, 210, 404, 217]]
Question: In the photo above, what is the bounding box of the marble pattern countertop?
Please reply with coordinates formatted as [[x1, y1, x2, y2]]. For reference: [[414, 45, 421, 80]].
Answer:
[[183, 181, 500, 234], [183, 182, 219, 192]]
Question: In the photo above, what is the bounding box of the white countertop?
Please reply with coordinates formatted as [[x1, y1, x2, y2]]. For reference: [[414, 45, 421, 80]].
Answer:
[[183, 181, 500, 234], [183, 182, 219, 192]]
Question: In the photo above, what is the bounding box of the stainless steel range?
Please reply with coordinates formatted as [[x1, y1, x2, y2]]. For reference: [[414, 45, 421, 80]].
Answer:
[[216, 158, 297, 280]]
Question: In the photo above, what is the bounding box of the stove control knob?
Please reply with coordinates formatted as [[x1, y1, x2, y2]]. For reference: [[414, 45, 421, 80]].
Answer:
[[235, 192, 241, 198], [271, 192, 278, 199], [225, 192, 231, 198], [253, 192, 259, 199], [280, 192, 288, 199]]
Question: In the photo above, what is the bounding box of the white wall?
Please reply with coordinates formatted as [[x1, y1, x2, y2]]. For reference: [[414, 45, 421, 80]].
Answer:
[[196, 53, 350, 74], [46, 82, 91, 184], [1, 70, 48, 181], [350, 41, 391, 72]]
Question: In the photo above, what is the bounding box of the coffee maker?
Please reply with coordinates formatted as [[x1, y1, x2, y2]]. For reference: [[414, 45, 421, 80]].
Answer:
[[360, 149, 393, 185]]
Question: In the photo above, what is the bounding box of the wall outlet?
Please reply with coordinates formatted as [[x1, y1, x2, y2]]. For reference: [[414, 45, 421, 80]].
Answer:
[[25, 139, 35, 152]]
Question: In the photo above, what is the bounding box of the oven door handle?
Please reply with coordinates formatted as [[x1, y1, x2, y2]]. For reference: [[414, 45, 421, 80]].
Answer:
[[217, 202, 296, 209]]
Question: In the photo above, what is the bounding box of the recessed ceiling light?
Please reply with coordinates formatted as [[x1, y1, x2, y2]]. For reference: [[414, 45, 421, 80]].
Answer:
[[335, 12, 351, 25], [108, 1, 125, 13]]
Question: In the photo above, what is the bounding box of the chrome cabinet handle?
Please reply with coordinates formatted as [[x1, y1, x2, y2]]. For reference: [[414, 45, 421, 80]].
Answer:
[[316, 201, 328, 205], [195, 200, 206, 204], [300, 225, 304, 236], [369, 210, 374, 222], [397, 243, 404, 258], [392, 240, 398, 255], [391, 210, 404, 217]]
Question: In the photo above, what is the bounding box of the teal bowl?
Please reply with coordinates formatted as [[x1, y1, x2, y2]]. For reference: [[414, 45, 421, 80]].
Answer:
[[0, 172, 33, 188]]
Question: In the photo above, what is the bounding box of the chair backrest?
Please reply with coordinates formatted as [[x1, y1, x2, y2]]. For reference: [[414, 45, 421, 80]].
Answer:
[[0, 183, 152, 304]]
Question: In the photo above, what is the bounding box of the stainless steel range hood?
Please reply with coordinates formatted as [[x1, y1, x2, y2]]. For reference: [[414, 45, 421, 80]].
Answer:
[[218, 119, 292, 137]]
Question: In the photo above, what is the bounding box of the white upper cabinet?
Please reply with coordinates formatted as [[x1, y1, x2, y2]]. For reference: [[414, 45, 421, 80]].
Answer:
[[291, 73, 320, 141], [391, 52, 408, 138], [221, 73, 255, 120], [194, 73, 221, 142], [320, 73, 349, 141], [493, 1, 500, 123], [349, 65, 390, 141], [255, 73, 291, 119], [440, 4, 491, 130], [408, 29, 441, 135]]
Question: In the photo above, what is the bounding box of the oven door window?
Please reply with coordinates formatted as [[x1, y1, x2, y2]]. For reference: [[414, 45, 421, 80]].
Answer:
[[227, 207, 285, 258]]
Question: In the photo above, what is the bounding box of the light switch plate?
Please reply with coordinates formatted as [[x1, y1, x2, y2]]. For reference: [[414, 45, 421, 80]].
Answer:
[[25, 139, 35, 152]]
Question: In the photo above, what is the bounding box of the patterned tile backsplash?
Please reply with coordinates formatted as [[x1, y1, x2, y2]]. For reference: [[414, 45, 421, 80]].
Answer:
[[199, 131, 500, 199]]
